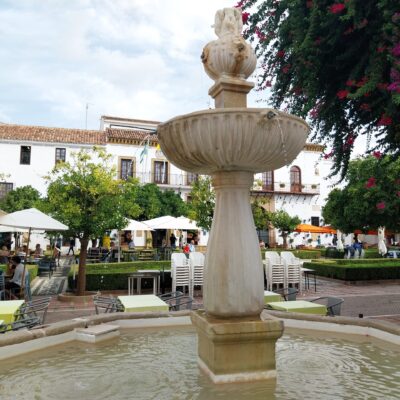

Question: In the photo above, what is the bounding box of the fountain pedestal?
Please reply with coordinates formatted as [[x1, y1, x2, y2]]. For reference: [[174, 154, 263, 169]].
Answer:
[[191, 311, 283, 383]]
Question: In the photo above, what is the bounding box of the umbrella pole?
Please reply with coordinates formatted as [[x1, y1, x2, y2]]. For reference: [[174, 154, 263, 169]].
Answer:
[[20, 227, 31, 300]]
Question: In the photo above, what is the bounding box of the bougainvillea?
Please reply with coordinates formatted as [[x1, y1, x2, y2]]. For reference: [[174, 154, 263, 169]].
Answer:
[[240, 0, 400, 178]]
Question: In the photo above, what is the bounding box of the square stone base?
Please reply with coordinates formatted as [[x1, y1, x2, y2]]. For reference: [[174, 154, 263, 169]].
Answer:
[[191, 310, 283, 384]]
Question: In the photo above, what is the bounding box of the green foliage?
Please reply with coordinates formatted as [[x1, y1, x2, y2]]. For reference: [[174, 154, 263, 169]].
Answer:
[[44, 148, 140, 240], [251, 198, 269, 230], [135, 184, 187, 220], [265, 210, 301, 247], [322, 156, 400, 231], [305, 260, 400, 280], [187, 176, 215, 231], [243, 0, 400, 177], [0, 185, 42, 212]]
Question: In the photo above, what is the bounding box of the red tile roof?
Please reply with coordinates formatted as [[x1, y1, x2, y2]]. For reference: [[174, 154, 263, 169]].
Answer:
[[0, 124, 106, 145], [106, 128, 159, 143]]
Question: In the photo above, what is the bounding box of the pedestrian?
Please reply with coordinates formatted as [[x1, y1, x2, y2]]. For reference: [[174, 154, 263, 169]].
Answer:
[[170, 233, 177, 249], [189, 240, 196, 253], [67, 237, 75, 255]]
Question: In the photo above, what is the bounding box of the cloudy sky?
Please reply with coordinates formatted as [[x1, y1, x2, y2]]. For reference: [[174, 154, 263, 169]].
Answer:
[[0, 0, 268, 130]]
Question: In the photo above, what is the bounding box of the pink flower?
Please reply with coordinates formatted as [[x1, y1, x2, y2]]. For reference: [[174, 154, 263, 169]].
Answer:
[[366, 177, 376, 188], [242, 12, 250, 24], [372, 151, 382, 159], [276, 50, 286, 58], [346, 80, 355, 86], [324, 151, 334, 159], [346, 135, 355, 145], [329, 3, 346, 14], [377, 114, 393, 126], [387, 82, 400, 93], [337, 90, 349, 99], [282, 65, 291, 74], [397, 191, 400, 197], [356, 77, 368, 87], [376, 202, 386, 210], [392, 43, 400, 57]]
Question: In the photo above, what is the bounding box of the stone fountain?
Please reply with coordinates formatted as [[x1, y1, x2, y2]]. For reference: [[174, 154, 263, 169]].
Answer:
[[157, 7, 309, 383]]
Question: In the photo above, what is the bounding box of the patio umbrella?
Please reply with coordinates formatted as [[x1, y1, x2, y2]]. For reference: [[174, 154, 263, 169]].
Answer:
[[123, 219, 153, 231], [150, 216, 199, 230], [378, 227, 387, 256], [336, 229, 344, 251], [295, 224, 336, 234], [142, 215, 176, 229], [0, 208, 68, 298]]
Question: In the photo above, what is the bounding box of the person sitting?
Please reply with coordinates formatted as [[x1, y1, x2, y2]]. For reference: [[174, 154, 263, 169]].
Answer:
[[189, 240, 196, 253], [0, 245, 10, 264], [5, 255, 25, 299], [259, 239, 266, 249], [34, 243, 43, 258]]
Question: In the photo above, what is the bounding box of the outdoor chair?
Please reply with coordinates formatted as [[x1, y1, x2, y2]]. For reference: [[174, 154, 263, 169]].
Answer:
[[0, 274, 5, 300], [281, 252, 302, 293], [93, 295, 123, 314], [0, 316, 41, 333], [189, 252, 205, 297], [10, 270, 32, 301], [158, 291, 184, 302], [15, 296, 51, 324], [273, 287, 298, 301], [38, 257, 55, 278], [264, 252, 285, 291], [310, 296, 344, 316], [171, 253, 190, 295], [168, 295, 193, 311]]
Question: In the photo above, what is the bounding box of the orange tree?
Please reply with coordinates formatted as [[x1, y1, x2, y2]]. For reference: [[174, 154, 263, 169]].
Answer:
[[241, 0, 400, 177]]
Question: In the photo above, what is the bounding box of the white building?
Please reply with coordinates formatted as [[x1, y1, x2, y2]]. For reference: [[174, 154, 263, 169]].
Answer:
[[0, 116, 334, 249]]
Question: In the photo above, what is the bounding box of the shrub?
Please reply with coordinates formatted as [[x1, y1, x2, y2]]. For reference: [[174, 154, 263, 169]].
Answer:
[[304, 260, 400, 281]]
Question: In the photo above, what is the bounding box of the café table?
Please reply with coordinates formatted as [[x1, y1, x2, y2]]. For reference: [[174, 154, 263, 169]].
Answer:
[[264, 290, 282, 304], [266, 300, 327, 316], [301, 268, 317, 292], [118, 295, 169, 313], [0, 300, 25, 324]]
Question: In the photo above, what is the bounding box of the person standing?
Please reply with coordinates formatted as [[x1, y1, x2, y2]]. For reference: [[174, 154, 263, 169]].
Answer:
[[170, 233, 177, 249], [189, 240, 196, 253], [67, 237, 75, 255]]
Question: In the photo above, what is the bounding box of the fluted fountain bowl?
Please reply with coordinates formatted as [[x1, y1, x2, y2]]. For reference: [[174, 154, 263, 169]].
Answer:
[[157, 108, 309, 174]]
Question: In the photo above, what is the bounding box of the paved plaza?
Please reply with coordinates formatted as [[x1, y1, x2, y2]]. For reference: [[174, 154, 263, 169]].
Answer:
[[31, 257, 400, 326]]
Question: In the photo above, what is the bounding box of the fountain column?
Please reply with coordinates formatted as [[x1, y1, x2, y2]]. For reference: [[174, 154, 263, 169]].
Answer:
[[157, 7, 308, 383]]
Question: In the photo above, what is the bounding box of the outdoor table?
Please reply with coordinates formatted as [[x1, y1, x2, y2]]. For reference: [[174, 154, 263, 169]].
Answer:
[[264, 290, 282, 304], [118, 295, 169, 312], [128, 270, 160, 295], [0, 300, 25, 324], [301, 268, 317, 292], [266, 300, 327, 315]]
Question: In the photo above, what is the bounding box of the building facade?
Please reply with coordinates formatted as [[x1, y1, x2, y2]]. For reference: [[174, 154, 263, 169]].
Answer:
[[0, 116, 334, 248]]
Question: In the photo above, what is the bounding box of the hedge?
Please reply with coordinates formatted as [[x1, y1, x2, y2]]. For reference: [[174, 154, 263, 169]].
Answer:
[[304, 260, 400, 281], [68, 261, 171, 292], [324, 248, 381, 259]]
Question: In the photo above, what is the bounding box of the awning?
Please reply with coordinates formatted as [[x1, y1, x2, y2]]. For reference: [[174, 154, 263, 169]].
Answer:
[[295, 224, 336, 234]]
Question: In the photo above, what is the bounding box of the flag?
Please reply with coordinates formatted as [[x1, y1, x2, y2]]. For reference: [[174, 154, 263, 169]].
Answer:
[[140, 141, 149, 164]]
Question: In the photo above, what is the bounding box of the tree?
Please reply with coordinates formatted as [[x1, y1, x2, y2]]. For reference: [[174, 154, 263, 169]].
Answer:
[[322, 155, 400, 232], [265, 210, 301, 248], [0, 185, 42, 212], [135, 184, 187, 220], [242, 0, 400, 177], [251, 198, 270, 230], [44, 148, 141, 295], [187, 176, 215, 231]]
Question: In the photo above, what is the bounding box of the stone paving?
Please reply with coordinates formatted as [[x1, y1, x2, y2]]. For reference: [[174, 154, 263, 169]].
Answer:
[[33, 257, 400, 326]]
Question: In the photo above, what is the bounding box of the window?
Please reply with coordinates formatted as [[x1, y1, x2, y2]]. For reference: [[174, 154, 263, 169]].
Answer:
[[153, 161, 168, 184], [311, 216, 320, 227], [262, 171, 274, 191], [20, 146, 31, 165], [55, 148, 66, 164], [0, 182, 13, 199], [120, 158, 134, 180], [290, 166, 302, 192], [187, 173, 198, 185]]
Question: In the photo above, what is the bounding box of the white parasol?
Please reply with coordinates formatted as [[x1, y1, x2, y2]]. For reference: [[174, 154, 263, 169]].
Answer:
[[123, 219, 153, 231], [378, 226, 387, 256]]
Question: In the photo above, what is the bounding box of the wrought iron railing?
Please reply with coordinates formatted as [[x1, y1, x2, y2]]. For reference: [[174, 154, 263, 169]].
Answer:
[[252, 182, 320, 195]]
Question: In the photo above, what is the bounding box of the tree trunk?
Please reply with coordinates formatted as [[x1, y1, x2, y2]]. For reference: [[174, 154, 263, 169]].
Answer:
[[282, 233, 288, 249], [77, 237, 89, 296]]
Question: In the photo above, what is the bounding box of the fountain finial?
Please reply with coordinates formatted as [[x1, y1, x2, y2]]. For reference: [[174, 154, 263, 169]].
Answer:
[[201, 7, 257, 108]]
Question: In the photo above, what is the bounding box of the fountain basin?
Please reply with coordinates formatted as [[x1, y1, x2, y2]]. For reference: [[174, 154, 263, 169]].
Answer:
[[157, 108, 309, 174]]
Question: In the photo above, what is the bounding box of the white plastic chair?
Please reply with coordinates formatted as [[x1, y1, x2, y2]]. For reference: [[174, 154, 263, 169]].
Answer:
[[264, 252, 285, 291], [171, 253, 190, 295], [189, 252, 205, 297], [281, 252, 302, 293]]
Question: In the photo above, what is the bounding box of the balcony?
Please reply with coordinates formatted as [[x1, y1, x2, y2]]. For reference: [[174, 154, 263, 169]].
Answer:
[[252, 182, 320, 195], [126, 172, 197, 188]]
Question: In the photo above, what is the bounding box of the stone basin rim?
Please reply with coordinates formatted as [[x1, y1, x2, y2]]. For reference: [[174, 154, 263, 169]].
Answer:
[[158, 107, 310, 130]]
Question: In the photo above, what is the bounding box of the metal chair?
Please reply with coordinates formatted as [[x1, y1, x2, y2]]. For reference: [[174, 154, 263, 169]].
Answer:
[[38, 257, 55, 278], [273, 287, 298, 301], [168, 296, 193, 311], [0, 316, 41, 333], [15, 296, 51, 324], [93, 295, 123, 314], [310, 297, 344, 316], [0, 274, 5, 300]]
